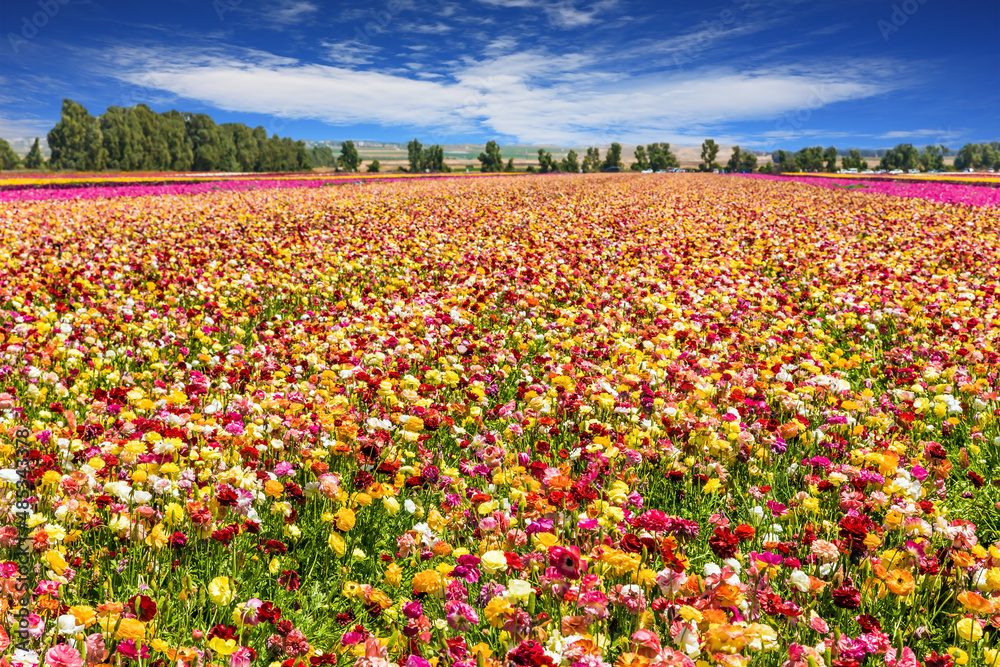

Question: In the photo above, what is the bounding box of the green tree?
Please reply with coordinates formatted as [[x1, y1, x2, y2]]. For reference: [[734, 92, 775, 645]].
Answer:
[[309, 146, 337, 168], [602, 142, 623, 171], [162, 111, 193, 171], [48, 99, 106, 171], [823, 146, 838, 172], [582, 147, 601, 173], [0, 138, 21, 170], [101, 106, 146, 170], [477, 140, 504, 172], [951, 143, 1000, 171], [793, 146, 824, 172], [699, 139, 720, 171], [339, 140, 360, 172], [631, 145, 649, 171], [367, 159, 380, 173], [23, 138, 44, 169], [772, 150, 794, 173], [185, 113, 226, 171], [878, 143, 920, 171], [841, 149, 868, 171], [647, 143, 678, 171], [560, 149, 579, 173], [420, 144, 449, 172], [505, 157, 515, 172], [537, 148, 558, 173], [740, 151, 757, 172], [918, 145, 945, 171], [407, 139, 423, 172], [726, 146, 743, 173]]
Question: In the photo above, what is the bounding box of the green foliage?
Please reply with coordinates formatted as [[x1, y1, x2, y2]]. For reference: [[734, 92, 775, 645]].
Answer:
[[421, 144, 449, 172], [878, 143, 920, 171], [23, 138, 44, 169], [823, 146, 838, 172], [954, 142, 1000, 170], [339, 140, 360, 172], [309, 146, 338, 169], [647, 143, 678, 171], [918, 145, 946, 171], [699, 139, 719, 171], [601, 142, 623, 171], [726, 146, 743, 173], [632, 145, 649, 171], [477, 141, 504, 172], [757, 162, 773, 174], [0, 138, 20, 170], [582, 147, 601, 173], [771, 150, 796, 173], [560, 149, 579, 173], [841, 149, 869, 171], [407, 138, 423, 172], [537, 148, 559, 173], [505, 158, 515, 172], [793, 146, 825, 172], [367, 159, 380, 173], [48, 99, 107, 171]]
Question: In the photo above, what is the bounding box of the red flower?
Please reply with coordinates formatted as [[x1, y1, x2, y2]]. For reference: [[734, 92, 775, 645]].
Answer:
[[126, 594, 157, 622], [832, 585, 861, 609], [709, 527, 740, 559]]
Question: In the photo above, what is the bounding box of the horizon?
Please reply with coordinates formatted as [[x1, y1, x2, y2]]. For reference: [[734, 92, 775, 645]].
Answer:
[[1, 0, 998, 151]]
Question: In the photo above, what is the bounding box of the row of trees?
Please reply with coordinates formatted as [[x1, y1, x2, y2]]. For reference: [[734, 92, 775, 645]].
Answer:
[[39, 100, 313, 172]]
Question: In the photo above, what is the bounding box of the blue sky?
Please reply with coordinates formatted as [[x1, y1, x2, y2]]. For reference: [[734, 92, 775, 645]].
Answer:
[[1, 0, 998, 150]]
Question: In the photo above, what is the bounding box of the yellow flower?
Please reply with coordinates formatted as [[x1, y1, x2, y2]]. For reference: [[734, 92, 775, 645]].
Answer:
[[115, 618, 146, 641], [208, 576, 236, 606], [329, 532, 346, 557], [484, 597, 513, 628], [334, 507, 356, 532], [383, 497, 401, 515], [145, 523, 168, 549], [411, 569, 443, 595], [264, 480, 284, 498], [985, 648, 1000, 666], [70, 605, 97, 628], [505, 579, 533, 604], [44, 549, 68, 575], [956, 617, 984, 642], [384, 563, 402, 588], [946, 647, 969, 665], [163, 503, 184, 524], [480, 550, 508, 576], [209, 637, 238, 656]]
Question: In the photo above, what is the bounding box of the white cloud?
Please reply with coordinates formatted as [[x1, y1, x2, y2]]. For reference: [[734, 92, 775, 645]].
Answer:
[[879, 129, 960, 141], [0, 114, 53, 141], [100, 45, 902, 145], [474, 0, 620, 29], [321, 40, 381, 66], [271, 0, 318, 25]]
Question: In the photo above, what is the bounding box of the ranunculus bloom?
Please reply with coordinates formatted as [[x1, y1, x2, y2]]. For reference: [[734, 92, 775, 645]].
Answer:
[[548, 545, 581, 579], [45, 645, 83, 667]]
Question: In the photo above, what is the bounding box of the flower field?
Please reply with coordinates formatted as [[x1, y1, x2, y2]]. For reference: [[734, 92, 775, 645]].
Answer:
[[2, 173, 1000, 667]]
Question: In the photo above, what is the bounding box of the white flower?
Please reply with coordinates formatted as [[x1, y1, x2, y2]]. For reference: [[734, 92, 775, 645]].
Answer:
[[789, 569, 810, 593], [404, 499, 416, 514]]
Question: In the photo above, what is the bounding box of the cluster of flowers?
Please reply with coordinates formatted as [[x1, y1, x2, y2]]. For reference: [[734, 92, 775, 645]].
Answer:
[[0, 173, 499, 204], [0, 174, 999, 666], [742, 174, 1000, 208]]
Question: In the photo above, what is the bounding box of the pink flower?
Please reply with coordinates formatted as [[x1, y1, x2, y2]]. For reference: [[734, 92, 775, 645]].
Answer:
[[84, 634, 107, 666], [45, 645, 83, 667], [631, 629, 661, 659], [885, 647, 920, 667], [229, 648, 254, 667], [548, 545, 581, 579]]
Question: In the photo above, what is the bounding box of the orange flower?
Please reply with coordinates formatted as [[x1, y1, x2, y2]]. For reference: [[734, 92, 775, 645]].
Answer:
[[885, 569, 915, 596], [957, 590, 995, 614], [614, 653, 649, 667]]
